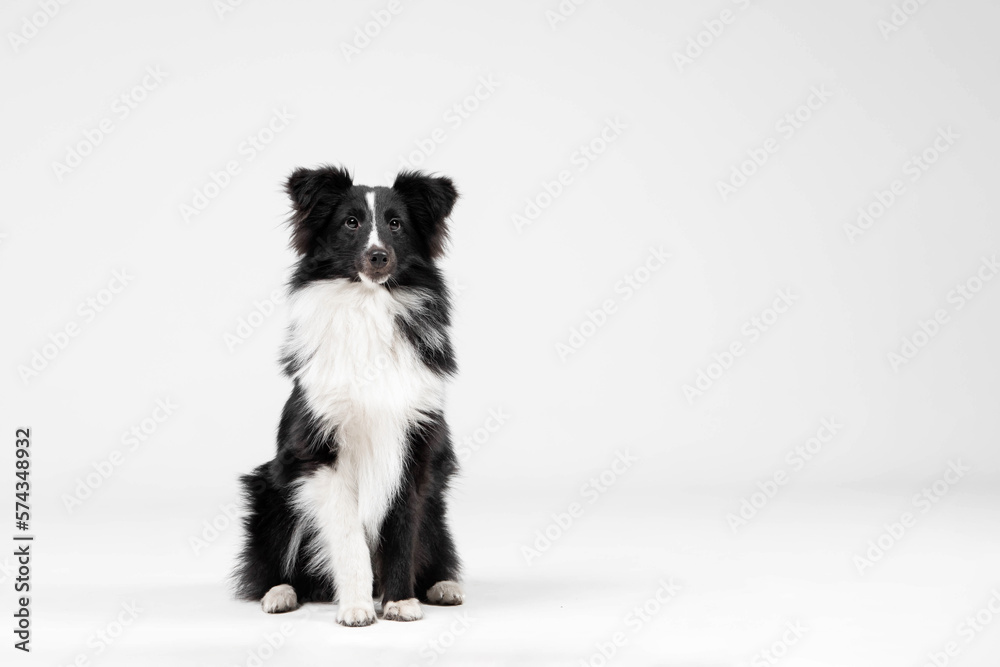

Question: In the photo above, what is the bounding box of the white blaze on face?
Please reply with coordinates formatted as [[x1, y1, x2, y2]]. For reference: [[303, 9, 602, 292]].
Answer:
[[365, 190, 381, 249]]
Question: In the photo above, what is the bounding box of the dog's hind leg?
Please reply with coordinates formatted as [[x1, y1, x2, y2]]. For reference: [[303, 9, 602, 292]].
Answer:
[[425, 580, 464, 605], [233, 464, 308, 607], [261, 584, 299, 613]]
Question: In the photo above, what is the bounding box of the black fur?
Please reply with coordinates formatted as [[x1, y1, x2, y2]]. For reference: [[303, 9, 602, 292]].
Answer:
[[233, 166, 462, 613]]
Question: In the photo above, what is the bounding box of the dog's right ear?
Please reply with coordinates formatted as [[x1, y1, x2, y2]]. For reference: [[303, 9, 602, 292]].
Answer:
[[285, 165, 353, 255]]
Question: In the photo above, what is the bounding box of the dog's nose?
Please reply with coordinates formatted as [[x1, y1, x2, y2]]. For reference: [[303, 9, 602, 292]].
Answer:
[[368, 249, 389, 268]]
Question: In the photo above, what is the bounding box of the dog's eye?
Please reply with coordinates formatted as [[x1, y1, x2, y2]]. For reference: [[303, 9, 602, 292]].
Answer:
[[345, 217, 359, 229], [389, 218, 401, 231]]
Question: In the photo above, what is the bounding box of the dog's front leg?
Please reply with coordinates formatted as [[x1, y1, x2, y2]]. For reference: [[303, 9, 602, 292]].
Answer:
[[330, 519, 376, 626], [378, 487, 424, 621], [300, 465, 377, 627], [331, 481, 377, 626]]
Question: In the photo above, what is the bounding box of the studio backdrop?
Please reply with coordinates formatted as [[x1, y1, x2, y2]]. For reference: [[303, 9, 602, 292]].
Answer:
[[3, 0, 999, 665]]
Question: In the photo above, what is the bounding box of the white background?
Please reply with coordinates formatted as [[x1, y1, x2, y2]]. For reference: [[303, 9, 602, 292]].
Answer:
[[3, 0, 1000, 665]]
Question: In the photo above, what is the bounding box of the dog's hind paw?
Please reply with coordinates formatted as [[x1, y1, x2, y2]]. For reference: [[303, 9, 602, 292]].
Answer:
[[261, 584, 299, 613], [426, 580, 464, 605], [383, 598, 423, 621]]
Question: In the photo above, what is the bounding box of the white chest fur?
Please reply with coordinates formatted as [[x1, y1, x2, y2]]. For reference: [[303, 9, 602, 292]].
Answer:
[[286, 279, 446, 537]]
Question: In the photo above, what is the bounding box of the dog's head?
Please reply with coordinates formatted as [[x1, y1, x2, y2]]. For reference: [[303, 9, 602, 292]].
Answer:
[[285, 165, 458, 287]]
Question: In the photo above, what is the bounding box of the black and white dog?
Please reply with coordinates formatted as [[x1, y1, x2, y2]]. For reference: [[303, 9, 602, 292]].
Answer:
[[233, 166, 463, 626]]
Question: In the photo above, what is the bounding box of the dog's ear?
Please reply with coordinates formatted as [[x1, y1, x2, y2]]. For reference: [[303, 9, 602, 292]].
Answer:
[[285, 165, 354, 255], [392, 171, 458, 259]]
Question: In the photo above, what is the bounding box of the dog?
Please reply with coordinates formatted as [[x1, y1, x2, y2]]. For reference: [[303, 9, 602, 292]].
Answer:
[[233, 165, 464, 626]]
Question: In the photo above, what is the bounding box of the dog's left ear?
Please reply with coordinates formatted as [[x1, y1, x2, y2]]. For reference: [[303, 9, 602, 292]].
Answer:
[[392, 171, 459, 259]]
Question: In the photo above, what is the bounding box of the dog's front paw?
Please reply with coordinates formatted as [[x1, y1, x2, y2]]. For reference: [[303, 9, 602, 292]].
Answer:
[[426, 580, 464, 605], [383, 598, 423, 621], [337, 603, 377, 627]]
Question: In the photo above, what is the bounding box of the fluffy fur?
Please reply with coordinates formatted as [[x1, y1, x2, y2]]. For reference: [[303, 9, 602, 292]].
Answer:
[[233, 165, 464, 626]]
